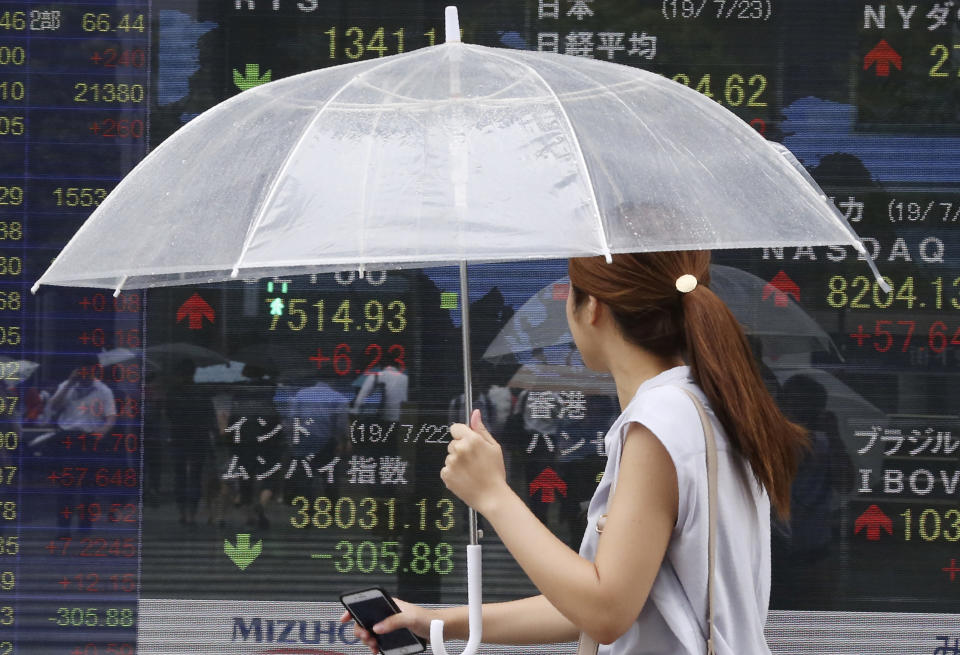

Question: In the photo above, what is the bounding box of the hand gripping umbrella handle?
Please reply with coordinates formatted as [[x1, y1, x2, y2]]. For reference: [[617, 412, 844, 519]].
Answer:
[[430, 544, 481, 655]]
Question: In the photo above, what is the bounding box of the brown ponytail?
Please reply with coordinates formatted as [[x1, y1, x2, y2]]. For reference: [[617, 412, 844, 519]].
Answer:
[[569, 251, 807, 519]]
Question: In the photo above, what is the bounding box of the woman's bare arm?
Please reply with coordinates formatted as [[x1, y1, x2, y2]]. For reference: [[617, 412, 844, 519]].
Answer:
[[342, 594, 579, 651]]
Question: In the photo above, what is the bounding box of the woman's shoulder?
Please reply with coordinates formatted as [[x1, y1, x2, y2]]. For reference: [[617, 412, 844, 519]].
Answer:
[[622, 380, 709, 460]]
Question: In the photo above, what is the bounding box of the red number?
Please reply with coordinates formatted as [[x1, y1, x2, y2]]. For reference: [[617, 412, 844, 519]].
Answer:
[[116, 396, 139, 419], [897, 320, 915, 352], [363, 343, 382, 373], [100, 48, 145, 68], [333, 343, 351, 376], [112, 433, 137, 452], [110, 364, 140, 383], [873, 320, 893, 352], [388, 344, 406, 371], [113, 329, 140, 347], [929, 321, 948, 353]]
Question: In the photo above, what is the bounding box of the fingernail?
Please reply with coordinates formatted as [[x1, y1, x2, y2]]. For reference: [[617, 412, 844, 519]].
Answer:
[[372, 623, 383, 634]]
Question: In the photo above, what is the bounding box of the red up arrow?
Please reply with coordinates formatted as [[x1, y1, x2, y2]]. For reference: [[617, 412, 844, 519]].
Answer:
[[761, 271, 801, 307], [552, 283, 570, 301], [176, 293, 216, 330], [854, 504, 893, 541], [529, 467, 567, 504], [863, 40, 902, 77]]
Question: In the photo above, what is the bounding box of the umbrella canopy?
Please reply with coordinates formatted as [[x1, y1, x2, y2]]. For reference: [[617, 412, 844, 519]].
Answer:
[[34, 32, 872, 292]]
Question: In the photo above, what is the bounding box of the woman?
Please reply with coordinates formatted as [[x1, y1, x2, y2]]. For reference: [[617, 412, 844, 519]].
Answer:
[[343, 250, 806, 654]]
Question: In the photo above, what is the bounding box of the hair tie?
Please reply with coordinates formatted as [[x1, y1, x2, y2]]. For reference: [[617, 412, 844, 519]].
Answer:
[[675, 274, 698, 294]]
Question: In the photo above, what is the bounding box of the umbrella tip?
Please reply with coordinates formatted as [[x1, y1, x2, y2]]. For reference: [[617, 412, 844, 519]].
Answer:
[[445, 6, 460, 43]]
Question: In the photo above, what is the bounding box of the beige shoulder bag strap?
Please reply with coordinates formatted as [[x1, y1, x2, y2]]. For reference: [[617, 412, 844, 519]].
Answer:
[[576, 388, 718, 655]]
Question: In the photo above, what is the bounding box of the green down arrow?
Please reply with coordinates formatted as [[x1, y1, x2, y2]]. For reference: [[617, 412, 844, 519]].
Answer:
[[233, 63, 272, 91], [224, 533, 263, 570]]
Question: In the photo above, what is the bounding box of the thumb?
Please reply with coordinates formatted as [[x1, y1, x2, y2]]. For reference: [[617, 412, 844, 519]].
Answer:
[[470, 409, 496, 444], [372, 610, 413, 635]]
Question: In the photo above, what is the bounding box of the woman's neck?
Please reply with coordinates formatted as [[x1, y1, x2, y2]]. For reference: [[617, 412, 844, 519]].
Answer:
[[605, 345, 685, 411]]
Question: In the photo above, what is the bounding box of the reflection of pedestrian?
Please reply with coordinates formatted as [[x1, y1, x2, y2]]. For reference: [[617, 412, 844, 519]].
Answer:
[[47, 363, 117, 438], [771, 374, 850, 609], [226, 366, 284, 530], [165, 359, 212, 526], [142, 370, 169, 507], [353, 366, 408, 421], [46, 357, 117, 534], [283, 374, 350, 499], [776, 374, 848, 560]]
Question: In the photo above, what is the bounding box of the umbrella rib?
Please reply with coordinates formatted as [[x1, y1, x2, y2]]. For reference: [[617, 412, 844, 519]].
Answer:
[[230, 47, 438, 278], [466, 45, 611, 263], [355, 45, 434, 273]]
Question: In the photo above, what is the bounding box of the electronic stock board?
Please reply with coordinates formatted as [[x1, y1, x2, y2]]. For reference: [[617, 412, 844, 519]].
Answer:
[[0, 0, 958, 653]]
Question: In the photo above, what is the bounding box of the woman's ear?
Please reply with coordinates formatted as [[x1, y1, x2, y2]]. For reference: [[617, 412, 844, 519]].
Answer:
[[587, 294, 603, 326]]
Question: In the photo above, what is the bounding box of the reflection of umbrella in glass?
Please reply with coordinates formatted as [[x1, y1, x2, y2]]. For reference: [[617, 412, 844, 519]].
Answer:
[[32, 8, 883, 655], [230, 342, 315, 379], [706, 265, 839, 358], [145, 342, 229, 368], [508, 362, 616, 396], [97, 348, 140, 367], [97, 343, 229, 369], [0, 357, 39, 386], [485, 266, 839, 360], [194, 360, 252, 384]]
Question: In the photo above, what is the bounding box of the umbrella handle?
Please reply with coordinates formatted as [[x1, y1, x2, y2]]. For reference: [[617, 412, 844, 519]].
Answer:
[[430, 544, 482, 655]]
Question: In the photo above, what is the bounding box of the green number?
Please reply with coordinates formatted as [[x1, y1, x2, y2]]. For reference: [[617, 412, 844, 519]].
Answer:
[[365, 300, 384, 332], [345, 27, 364, 59], [381, 541, 399, 573], [746, 74, 767, 107], [333, 300, 353, 331], [894, 277, 916, 309], [872, 277, 893, 309], [387, 300, 406, 332], [944, 509, 960, 542], [290, 496, 309, 528], [356, 541, 377, 573], [334, 540, 353, 573], [930, 44, 949, 77], [410, 542, 430, 574], [367, 27, 388, 56], [312, 497, 332, 529], [358, 497, 377, 530], [435, 498, 454, 531], [434, 542, 453, 575], [723, 73, 744, 106], [335, 497, 356, 529], [920, 508, 941, 541], [826, 276, 847, 308]]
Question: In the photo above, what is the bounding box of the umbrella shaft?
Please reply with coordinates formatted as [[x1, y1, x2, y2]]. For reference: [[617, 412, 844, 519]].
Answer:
[[459, 261, 479, 546]]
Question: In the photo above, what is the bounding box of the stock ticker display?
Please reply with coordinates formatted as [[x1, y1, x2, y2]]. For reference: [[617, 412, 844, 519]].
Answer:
[[0, 0, 959, 653]]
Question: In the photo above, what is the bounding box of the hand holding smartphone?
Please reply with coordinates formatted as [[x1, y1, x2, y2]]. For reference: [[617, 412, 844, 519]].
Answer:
[[340, 587, 427, 655]]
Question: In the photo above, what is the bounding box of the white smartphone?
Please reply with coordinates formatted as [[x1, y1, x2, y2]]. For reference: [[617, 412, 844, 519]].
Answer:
[[340, 587, 427, 655]]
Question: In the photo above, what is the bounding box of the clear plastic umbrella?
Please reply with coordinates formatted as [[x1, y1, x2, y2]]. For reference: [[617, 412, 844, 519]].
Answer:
[[31, 13, 883, 293], [32, 7, 886, 655]]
